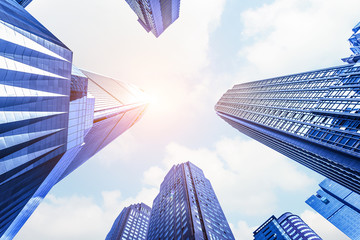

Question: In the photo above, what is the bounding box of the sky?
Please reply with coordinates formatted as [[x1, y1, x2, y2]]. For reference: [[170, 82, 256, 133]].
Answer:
[[13, 0, 360, 239]]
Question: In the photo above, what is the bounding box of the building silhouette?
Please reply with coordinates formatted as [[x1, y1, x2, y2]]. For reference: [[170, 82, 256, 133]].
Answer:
[[147, 161, 235, 240], [306, 178, 360, 240]]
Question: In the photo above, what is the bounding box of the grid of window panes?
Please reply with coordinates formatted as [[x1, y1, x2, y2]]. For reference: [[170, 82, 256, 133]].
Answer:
[[306, 179, 360, 240], [278, 213, 321, 240], [0, 0, 73, 237], [0, 1, 150, 239], [106, 203, 151, 240], [147, 163, 194, 240], [216, 64, 360, 157], [343, 21, 360, 64], [124, 0, 180, 37], [253, 216, 291, 240], [67, 67, 92, 150], [147, 162, 235, 240], [130, 0, 146, 24], [120, 204, 151, 240], [185, 162, 235, 240]]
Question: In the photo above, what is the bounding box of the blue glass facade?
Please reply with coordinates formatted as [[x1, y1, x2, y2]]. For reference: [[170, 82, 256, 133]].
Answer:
[[215, 20, 360, 195], [106, 203, 151, 240], [0, 1, 149, 238], [14, 0, 33, 7], [125, 0, 181, 37], [57, 70, 149, 181], [253, 216, 291, 240], [342, 21, 360, 64], [254, 213, 321, 240], [278, 213, 321, 240], [147, 162, 235, 240], [306, 178, 360, 240], [0, 0, 72, 237]]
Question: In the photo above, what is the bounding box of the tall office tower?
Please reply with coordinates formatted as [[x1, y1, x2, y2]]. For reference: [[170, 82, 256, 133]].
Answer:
[[147, 161, 235, 240], [253, 212, 322, 240], [124, 0, 180, 37], [215, 20, 360, 194], [106, 203, 151, 240], [14, 0, 33, 7], [0, 1, 148, 239], [306, 178, 360, 240]]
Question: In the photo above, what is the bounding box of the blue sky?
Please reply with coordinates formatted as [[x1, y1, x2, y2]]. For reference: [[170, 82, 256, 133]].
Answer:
[[14, 0, 360, 239]]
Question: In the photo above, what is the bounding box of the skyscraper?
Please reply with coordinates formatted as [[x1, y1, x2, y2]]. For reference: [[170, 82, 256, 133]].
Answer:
[[0, 1, 148, 238], [147, 161, 235, 240], [215, 20, 360, 194], [124, 0, 181, 37], [306, 178, 360, 240], [253, 212, 322, 240], [106, 203, 151, 240]]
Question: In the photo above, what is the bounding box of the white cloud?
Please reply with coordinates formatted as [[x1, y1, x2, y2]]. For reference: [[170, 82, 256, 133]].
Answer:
[[301, 210, 350, 240], [15, 194, 106, 240], [237, 0, 360, 80], [229, 221, 256, 240], [28, 0, 227, 109], [15, 188, 158, 240], [143, 166, 167, 187], [92, 131, 139, 167]]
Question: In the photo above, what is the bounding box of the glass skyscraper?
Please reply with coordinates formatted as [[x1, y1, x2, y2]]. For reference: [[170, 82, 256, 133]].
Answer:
[[0, 1, 148, 239], [215, 21, 360, 194], [124, 0, 181, 37], [306, 178, 360, 240], [106, 203, 151, 240], [254, 212, 321, 240], [147, 161, 235, 240]]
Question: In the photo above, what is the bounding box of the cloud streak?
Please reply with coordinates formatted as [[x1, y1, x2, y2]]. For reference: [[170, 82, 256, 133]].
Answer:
[[237, 0, 360, 81]]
